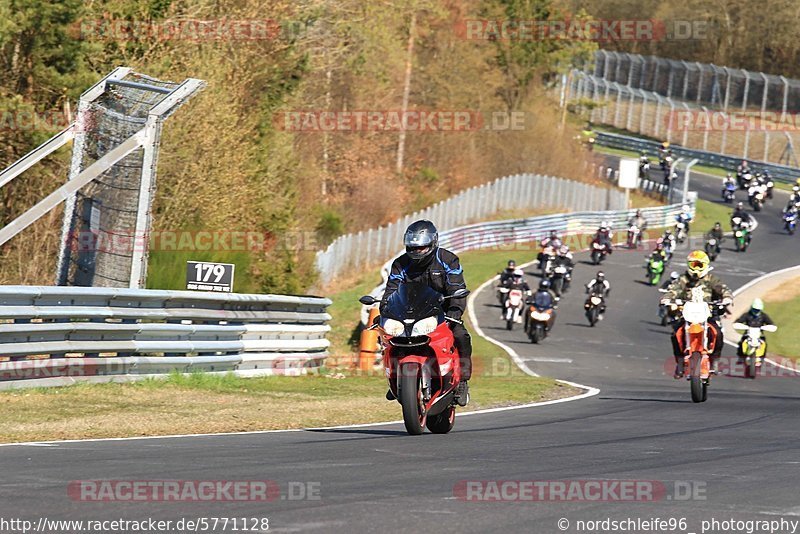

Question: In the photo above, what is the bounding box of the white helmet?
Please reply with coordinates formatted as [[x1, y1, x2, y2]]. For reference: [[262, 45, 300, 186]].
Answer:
[[513, 268, 524, 277], [682, 204, 689, 212]]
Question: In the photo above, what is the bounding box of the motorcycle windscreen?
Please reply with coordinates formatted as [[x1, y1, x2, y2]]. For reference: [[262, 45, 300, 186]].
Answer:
[[382, 282, 444, 322], [532, 291, 554, 310]]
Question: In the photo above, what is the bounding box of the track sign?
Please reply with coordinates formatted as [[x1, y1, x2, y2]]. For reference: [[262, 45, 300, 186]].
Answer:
[[618, 158, 639, 189], [186, 261, 234, 292]]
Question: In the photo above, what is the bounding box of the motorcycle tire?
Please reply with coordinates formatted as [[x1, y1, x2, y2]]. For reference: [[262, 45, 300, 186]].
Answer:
[[587, 307, 598, 327], [688, 353, 708, 403], [399, 364, 425, 435], [426, 405, 456, 434]]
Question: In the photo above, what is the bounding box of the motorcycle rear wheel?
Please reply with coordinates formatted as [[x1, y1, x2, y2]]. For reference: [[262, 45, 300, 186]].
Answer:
[[426, 406, 456, 434]]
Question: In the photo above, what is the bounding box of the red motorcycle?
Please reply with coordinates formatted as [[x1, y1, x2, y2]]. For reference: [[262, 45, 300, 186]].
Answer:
[[360, 283, 470, 435]]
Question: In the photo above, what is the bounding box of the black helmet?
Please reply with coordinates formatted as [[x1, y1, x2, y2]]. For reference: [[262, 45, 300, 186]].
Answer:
[[736, 202, 744, 210], [596, 271, 605, 281], [714, 221, 721, 229], [549, 230, 558, 239], [404, 220, 438, 261], [507, 260, 516, 268], [539, 279, 551, 290]]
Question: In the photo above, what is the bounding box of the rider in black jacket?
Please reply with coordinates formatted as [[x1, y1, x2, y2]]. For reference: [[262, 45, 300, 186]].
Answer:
[[381, 220, 472, 405]]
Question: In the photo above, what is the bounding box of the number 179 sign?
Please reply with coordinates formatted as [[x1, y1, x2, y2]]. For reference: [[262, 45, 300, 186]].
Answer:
[[186, 261, 235, 293]]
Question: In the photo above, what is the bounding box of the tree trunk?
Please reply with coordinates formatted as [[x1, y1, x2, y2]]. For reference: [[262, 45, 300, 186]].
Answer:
[[396, 11, 417, 176]]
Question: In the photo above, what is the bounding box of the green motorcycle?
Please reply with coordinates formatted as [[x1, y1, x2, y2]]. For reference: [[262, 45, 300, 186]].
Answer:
[[731, 217, 751, 252], [647, 255, 665, 286]]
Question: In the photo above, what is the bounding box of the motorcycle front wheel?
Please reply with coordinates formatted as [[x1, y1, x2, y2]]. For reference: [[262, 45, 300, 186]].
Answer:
[[399, 364, 425, 435], [688, 353, 708, 403]]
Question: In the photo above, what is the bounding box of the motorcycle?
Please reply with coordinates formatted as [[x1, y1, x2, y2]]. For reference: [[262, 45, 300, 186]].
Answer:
[[590, 239, 611, 265], [748, 185, 765, 212], [739, 171, 754, 191], [358, 284, 470, 435], [526, 292, 556, 343], [584, 291, 605, 327], [722, 182, 736, 203], [548, 265, 570, 296], [503, 287, 525, 330], [674, 221, 688, 243], [669, 288, 725, 403], [627, 225, 642, 248], [639, 159, 650, 179], [704, 236, 720, 261], [783, 210, 797, 235], [539, 246, 556, 277], [731, 217, 751, 252], [646, 255, 665, 286], [657, 288, 681, 327], [732, 322, 778, 379], [765, 178, 775, 199]]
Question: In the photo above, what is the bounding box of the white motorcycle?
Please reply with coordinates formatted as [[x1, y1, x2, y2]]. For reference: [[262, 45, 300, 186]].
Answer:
[[503, 288, 525, 331]]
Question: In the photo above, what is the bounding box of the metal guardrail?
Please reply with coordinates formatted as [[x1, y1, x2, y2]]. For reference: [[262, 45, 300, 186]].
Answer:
[[0, 287, 331, 389], [361, 201, 693, 324], [594, 131, 800, 183], [316, 173, 627, 284]]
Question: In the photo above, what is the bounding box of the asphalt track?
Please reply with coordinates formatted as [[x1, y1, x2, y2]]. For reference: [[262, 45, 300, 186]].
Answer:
[[1, 166, 799, 534]]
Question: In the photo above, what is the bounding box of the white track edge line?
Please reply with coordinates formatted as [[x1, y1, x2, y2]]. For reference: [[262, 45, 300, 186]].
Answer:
[[723, 264, 800, 372]]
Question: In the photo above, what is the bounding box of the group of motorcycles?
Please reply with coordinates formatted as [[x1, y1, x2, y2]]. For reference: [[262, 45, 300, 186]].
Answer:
[[496, 237, 611, 345], [639, 148, 678, 185], [734, 167, 774, 211], [782, 185, 800, 235]]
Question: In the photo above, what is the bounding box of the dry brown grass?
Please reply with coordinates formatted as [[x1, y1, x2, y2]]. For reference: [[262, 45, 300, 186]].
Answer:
[[0, 374, 578, 443]]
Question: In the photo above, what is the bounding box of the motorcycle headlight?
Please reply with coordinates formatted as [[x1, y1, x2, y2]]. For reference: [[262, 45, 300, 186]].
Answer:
[[411, 316, 438, 336], [383, 318, 405, 337], [735, 230, 742, 237]]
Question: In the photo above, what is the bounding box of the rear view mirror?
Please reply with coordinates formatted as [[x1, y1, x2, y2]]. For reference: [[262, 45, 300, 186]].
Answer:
[[359, 295, 378, 306], [451, 288, 471, 299]]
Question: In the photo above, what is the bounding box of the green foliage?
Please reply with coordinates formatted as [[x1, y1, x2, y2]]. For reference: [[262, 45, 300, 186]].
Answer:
[[315, 208, 345, 246]]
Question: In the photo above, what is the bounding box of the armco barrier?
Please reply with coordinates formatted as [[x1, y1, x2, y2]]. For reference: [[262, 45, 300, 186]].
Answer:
[[593, 131, 800, 183], [360, 200, 693, 324], [316, 173, 627, 284], [0, 286, 331, 389]]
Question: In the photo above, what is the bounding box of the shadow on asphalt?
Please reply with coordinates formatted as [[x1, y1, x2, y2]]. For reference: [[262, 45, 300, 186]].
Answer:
[[306, 428, 407, 437], [598, 396, 691, 404], [564, 322, 593, 328]]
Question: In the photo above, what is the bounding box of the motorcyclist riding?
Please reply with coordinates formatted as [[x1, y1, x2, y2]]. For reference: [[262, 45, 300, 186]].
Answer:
[[594, 221, 614, 251], [733, 298, 775, 360], [529, 279, 558, 331], [661, 270, 680, 291], [661, 251, 733, 378], [675, 204, 693, 235], [585, 271, 610, 317], [381, 220, 472, 405], [731, 202, 752, 227], [627, 209, 649, 242], [499, 260, 517, 286], [705, 222, 724, 256], [538, 230, 562, 267]]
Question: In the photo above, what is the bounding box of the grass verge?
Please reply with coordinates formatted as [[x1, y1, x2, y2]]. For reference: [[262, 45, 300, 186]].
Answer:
[[761, 278, 800, 361], [0, 237, 583, 443]]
